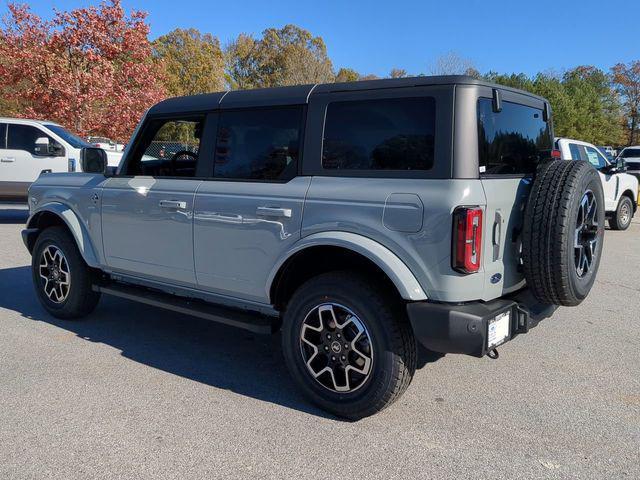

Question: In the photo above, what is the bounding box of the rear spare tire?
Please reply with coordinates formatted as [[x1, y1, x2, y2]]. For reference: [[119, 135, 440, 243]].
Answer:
[[522, 160, 605, 306]]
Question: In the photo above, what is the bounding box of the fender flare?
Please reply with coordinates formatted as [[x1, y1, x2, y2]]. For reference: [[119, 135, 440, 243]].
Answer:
[[267, 231, 428, 301], [25, 202, 101, 268]]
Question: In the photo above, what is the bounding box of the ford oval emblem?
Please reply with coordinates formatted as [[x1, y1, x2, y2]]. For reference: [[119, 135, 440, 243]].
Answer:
[[490, 273, 502, 284]]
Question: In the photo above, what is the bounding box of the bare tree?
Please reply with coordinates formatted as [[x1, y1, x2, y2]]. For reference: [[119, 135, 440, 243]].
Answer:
[[428, 51, 477, 76]]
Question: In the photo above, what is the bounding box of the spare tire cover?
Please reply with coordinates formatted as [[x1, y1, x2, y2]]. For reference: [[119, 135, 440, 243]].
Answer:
[[522, 160, 605, 306]]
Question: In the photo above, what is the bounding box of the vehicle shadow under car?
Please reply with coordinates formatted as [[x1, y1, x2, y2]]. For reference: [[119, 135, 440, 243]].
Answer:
[[0, 264, 441, 419]]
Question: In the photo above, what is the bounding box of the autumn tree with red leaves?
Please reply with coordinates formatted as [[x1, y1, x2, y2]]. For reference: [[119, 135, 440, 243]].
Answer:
[[0, 1, 165, 141]]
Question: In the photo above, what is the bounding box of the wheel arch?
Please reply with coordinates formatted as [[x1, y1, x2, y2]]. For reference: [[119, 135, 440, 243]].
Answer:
[[25, 203, 101, 268], [619, 189, 638, 212], [268, 232, 427, 310]]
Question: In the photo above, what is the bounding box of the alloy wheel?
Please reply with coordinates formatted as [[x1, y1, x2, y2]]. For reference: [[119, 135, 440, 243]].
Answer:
[[299, 303, 373, 393], [39, 245, 71, 303], [574, 190, 599, 278]]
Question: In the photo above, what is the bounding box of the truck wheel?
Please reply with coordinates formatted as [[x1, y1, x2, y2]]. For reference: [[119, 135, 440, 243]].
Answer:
[[609, 196, 633, 231], [32, 226, 101, 319], [281, 272, 416, 420], [522, 160, 605, 306]]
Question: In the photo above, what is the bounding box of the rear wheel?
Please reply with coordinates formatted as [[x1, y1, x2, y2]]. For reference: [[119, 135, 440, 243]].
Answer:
[[32, 226, 101, 319], [282, 272, 416, 420], [522, 160, 605, 306], [609, 196, 633, 231]]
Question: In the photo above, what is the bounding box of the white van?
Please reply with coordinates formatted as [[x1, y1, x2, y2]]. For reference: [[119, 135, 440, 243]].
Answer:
[[556, 137, 638, 230], [0, 118, 122, 200]]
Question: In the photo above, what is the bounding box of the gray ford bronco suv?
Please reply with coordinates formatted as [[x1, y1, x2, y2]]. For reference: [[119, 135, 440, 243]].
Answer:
[[22, 76, 605, 419]]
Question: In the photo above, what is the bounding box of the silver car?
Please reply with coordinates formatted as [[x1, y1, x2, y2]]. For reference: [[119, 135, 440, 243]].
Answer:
[[22, 76, 605, 419]]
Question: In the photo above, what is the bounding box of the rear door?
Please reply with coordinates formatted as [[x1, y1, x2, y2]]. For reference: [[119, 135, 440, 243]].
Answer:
[[101, 115, 208, 286], [476, 90, 554, 299], [193, 106, 309, 304]]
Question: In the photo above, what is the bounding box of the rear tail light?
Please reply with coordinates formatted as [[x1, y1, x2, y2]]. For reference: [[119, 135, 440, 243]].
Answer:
[[452, 207, 483, 274], [551, 149, 562, 159]]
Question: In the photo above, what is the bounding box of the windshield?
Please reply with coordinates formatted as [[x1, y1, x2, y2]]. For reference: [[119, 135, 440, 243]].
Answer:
[[45, 124, 93, 149], [620, 148, 640, 158]]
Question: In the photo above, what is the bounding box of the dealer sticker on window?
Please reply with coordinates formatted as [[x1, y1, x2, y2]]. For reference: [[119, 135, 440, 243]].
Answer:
[[487, 311, 511, 349]]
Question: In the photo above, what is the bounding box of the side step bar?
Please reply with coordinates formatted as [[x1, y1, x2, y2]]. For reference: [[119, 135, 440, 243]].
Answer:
[[93, 283, 276, 335]]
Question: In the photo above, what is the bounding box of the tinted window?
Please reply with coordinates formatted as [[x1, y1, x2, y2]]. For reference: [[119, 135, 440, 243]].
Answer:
[[7, 124, 55, 155], [569, 143, 583, 161], [0, 123, 6, 149], [45, 124, 92, 148], [478, 99, 552, 175], [322, 97, 436, 171], [214, 107, 302, 181], [621, 148, 640, 158], [126, 117, 203, 177], [584, 145, 608, 169]]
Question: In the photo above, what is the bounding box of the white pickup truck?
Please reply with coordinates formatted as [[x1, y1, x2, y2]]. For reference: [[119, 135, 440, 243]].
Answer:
[[556, 138, 638, 230], [0, 118, 122, 201]]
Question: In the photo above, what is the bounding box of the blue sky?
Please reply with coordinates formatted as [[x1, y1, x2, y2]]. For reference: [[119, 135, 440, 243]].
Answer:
[[4, 0, 639, 77]]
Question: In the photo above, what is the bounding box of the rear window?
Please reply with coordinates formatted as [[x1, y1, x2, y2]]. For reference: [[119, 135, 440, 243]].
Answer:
[[213, 106, 302, 181], [322, 97, 436, 171], [621, 148, 640, 158], [477, 98, 552, 175]]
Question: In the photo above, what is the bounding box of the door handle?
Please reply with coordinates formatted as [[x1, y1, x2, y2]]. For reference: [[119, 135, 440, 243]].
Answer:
[[159, 200, 187, 210], [256, 206, 292, 218], [0, 157, 15, 163]]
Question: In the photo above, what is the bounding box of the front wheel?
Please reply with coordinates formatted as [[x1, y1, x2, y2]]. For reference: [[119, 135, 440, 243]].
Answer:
[[32, 226, 101, 319], [609, 196, 634, 231], [282, 272, 416, 420]]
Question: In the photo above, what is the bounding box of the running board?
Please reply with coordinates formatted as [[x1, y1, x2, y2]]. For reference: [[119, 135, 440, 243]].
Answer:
[[93, 284, 276, 335]]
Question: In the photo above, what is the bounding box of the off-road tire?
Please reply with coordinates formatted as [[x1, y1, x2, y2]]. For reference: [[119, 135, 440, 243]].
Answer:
[[282, 272, 417, 420], [32, 226, 101, 319], [522, 160, 605, 306], [609, 196, 633, 231]]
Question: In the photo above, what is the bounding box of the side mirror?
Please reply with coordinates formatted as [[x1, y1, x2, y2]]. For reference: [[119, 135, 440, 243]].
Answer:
[[616, 158, 627, 171], [34, 137, 50, 156], [80, 147, 107, 174]]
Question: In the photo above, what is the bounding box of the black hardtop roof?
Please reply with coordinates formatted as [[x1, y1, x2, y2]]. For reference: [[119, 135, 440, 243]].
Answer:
[[147, 75, 547, 115]]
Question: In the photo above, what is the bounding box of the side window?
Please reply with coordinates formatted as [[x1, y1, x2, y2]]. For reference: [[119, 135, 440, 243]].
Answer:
[[7, 124, 55, 155], [213, 106, 302, 181], [477, 98, 552, 175], [584, 146, 607, 169], [322, 97, 436, 171], [569, 143, 583, 161], [125, 118, 203, 177], [0, 123, 6, 149]]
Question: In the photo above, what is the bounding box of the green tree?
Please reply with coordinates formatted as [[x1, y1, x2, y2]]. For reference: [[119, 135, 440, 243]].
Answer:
[[153, 28, 224, 97], [225, 25, 334, 89], [485, 68, 623, 145]]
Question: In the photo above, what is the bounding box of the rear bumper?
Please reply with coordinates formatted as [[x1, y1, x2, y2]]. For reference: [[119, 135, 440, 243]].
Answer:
[[407, 289, 557, 357]]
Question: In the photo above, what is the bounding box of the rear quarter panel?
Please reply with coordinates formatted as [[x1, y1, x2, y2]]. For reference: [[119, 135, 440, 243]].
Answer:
[[302, 177, 488, 302]]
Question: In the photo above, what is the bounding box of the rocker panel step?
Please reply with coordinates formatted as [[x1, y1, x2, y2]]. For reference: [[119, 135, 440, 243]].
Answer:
[[94, 283, 275, 335]]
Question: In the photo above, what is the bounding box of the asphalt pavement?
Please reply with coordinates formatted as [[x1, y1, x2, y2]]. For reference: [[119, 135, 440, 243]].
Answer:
[[0, 204, 638, 479]]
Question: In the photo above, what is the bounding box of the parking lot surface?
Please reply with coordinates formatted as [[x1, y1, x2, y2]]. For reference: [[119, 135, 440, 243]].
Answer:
[[0, 204, 638, 480]]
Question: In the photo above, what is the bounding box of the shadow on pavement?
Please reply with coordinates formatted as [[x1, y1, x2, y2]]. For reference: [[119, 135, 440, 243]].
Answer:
[[0, 264, 442, 418]]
